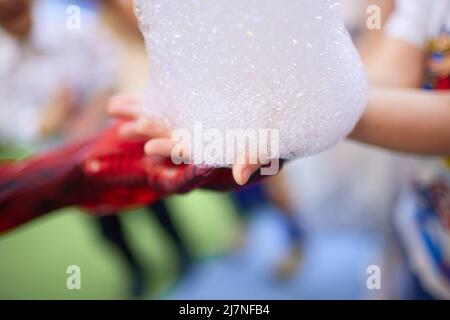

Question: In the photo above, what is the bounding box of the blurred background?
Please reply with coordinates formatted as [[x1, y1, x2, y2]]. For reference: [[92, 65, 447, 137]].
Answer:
[[0, 0, 426, 299]]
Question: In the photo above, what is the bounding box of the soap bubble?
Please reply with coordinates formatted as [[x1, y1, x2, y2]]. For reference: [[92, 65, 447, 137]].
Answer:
[[134, 0, 368, 161]]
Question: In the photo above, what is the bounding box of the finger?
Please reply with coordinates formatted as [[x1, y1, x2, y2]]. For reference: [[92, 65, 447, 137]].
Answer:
[[108, 103, 142, 120], [110, 94, 144, 107], [232, 163, 262, 186], [144, 138, 179, 158], [145, 138, 191, 163], [108, 95, 144, 120], [118, 122, 149, 140], [136, 117, 172, 139]]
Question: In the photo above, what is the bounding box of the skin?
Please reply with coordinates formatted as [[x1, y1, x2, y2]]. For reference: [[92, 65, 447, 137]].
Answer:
[[364, 38, 425, 88], [108, 96, 261, 185], [350, 24, 450, 156], [108, 86, 450, 186], [39, 86, 75, 138], [0, 0, 33, 39], [350, 87, 450, 155], [62, 0, 149, 140], [104, 0, 261, 185], [102, 0, 141, 36], [62, 0, 144, 139], [0, 0, 115, 139], [351, 2, 450, 154], [109, 2, 450, 185], [357, 0, 396, 63], [110, 0, 137, 29], [0, 0, 75, 138]]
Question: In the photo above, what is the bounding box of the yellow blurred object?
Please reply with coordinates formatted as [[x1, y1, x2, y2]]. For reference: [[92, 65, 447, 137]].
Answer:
[[444, 158, 450, 169], [274, 244, 303, 281]]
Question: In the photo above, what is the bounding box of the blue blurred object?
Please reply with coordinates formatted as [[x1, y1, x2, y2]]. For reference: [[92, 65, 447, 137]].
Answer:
[[48, 0, 99, 10], [232, 183, 268, 214], [168, 209, 383, 300]]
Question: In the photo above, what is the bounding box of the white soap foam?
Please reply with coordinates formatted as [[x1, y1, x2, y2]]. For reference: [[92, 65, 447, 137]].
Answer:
[[134, 0, 368, 161]]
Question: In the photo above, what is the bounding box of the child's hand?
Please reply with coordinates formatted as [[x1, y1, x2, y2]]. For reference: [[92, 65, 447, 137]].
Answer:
[[39, 85, 74, 138], [108, 95, 262, 185]]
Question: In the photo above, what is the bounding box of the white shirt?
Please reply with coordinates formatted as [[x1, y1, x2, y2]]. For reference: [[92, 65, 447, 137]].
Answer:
[[0, 1, 118, 145], [386, 0, 450, 48]]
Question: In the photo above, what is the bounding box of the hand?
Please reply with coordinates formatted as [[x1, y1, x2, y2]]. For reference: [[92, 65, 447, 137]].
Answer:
[[0, 123, 218, 233], [108, 95, 263, 185], [39, 85, 74, 138]]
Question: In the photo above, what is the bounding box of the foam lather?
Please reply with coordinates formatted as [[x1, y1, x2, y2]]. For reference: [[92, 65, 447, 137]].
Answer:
[[134, 0, 368, 161]]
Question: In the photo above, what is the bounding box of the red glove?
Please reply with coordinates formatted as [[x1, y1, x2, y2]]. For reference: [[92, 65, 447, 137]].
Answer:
[[0, 125, 159, 233], [0, 123, 268, 233]]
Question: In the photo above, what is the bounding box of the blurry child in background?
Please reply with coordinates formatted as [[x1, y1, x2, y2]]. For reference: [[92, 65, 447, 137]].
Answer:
[[350, 0, 450, 299], [0, 0, 185, 299], [0, 0, 115, 149]]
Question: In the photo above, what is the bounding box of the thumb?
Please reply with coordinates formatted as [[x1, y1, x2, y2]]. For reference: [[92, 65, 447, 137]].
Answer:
[[232, 163, 262, 186]]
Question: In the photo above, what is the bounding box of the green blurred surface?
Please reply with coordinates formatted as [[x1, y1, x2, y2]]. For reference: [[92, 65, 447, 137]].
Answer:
[[0, 146, 239, 299]]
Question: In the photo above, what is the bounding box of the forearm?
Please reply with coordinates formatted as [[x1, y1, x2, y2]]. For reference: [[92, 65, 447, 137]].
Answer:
[[364, 39, 425, 88], [350, 87, 450, 156], [39, 86, 74, 137]]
